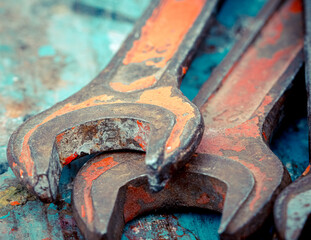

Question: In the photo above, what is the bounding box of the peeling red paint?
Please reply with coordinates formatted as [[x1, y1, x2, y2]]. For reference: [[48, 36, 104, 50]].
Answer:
[[262, 131, 268, 142], [81, 157, 119, 223], [62, 152, 78, 166], [182, 67, 188, 75], [124, 185, 155, 223], [56, 131, 66, 143], [290, 0, 302, 13]]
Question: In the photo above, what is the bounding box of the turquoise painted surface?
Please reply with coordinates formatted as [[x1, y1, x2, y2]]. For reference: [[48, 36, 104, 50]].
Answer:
[[0, 0, 308, 239]]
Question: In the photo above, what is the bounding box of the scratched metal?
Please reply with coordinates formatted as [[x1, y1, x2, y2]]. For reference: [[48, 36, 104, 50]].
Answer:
[[0, 0, 308, 239]]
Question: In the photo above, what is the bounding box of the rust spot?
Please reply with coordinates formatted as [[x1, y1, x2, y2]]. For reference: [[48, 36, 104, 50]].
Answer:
[[124, 185, 155, 223], [134, 120, 150, 151], [81, 157, 119, 223], [196, 193, 210, 204], [262, 131, 268, 142]]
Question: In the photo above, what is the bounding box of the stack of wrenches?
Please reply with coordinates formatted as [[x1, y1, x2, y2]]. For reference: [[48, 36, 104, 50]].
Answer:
[[6, 0, 311, 239]]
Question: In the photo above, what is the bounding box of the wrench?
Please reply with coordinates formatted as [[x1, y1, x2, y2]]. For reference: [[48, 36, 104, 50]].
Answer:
[[72, 0, 303, 238], [273, 1, 311, 239], [6, 0, 223, 202]]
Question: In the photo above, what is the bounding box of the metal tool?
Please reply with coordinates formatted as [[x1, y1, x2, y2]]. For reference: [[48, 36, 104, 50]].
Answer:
[[72, 0, 303, 238], [6, 0, 225, 202], [273, 1, 311, 239]]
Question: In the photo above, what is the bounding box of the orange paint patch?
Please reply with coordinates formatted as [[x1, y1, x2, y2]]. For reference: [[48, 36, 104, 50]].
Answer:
[[123, 185, 155, 222], [137, 86, 195, 154], [302, 165, 311, 176], [182, 67, 188, 75], [123, 0, 206, 68], [110, 75, 156, 92], [12, 162, 17, 167], [81, 205, 86, 218], [10, 201, 20, 206], [81, 157, 119, 223], [19, 169, 23, 178]]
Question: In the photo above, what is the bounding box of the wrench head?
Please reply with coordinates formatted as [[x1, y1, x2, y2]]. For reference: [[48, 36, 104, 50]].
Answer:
[[72, 151, 254, 240], [6, 88, 203, 202]]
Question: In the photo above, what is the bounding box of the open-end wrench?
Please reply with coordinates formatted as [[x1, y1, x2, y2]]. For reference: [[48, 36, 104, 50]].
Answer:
[[72, 0, 303, 238], [273, 1, 311, 239], [6, 0, 225, 202]]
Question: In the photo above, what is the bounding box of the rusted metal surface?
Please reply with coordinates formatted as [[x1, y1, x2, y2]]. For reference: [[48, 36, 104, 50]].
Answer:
[[5, 0, 230, 202], [72, 0, 304, 239], [272, 1, 311, 239]]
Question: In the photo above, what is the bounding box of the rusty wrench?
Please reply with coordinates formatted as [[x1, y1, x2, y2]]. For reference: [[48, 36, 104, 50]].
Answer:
[[72, 0, 303, 238], [273, 1, 311, 239], [6, 0, 225, 202]]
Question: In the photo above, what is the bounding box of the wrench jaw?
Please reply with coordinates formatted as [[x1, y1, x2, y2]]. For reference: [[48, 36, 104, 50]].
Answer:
[[146, 104, 204, 192], [7, 94, 203, 202], [72, 152, 258, 240]]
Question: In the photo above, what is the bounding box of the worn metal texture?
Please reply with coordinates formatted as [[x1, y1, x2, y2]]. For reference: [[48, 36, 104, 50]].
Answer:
[[272, 1, 311, 239], [0, 0, 273, 239], [72, 0, 304, 239], [5, 0, 231, 203]]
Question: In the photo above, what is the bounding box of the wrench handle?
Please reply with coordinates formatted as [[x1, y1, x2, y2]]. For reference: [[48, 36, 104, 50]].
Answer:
[[97, 0, 219, 92]]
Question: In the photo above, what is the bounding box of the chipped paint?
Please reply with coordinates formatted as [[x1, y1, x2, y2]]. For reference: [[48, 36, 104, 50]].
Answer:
[[124, 185, 155, 222], [123, 0, 206, 68], [138, 86, 195, 154], [110, 75, 156, 92], [80, 156, 119, 223]]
